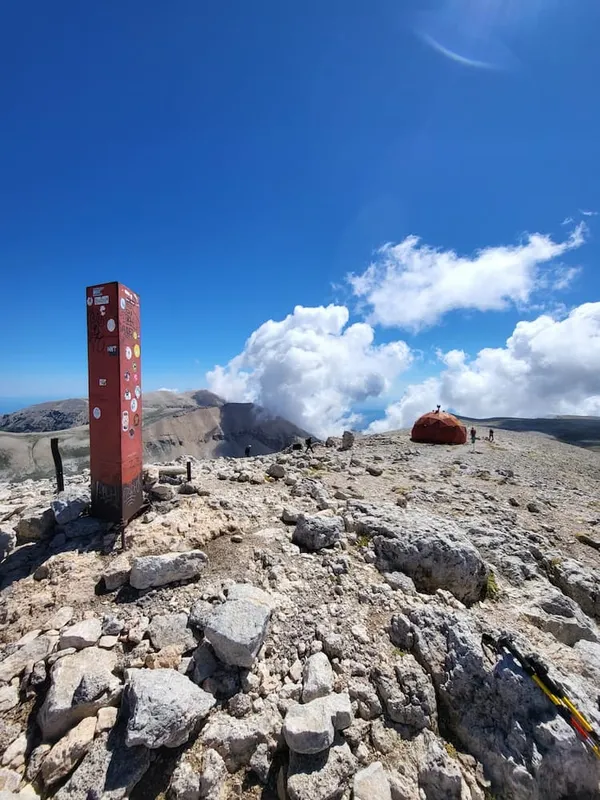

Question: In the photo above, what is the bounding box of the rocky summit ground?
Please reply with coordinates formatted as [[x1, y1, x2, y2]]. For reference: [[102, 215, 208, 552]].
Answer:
[[1, 428, 600, 800]]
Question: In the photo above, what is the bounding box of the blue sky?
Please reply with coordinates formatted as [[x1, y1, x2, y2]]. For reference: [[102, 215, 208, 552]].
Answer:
[[1, 1, 599, 428]]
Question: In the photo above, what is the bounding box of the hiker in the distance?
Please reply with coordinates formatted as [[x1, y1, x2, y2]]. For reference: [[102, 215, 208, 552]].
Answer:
[[489, 429, 494, 442], [305, 436, 314, 453], [470, 427, 477, 445], [244, 444, 251, 457]]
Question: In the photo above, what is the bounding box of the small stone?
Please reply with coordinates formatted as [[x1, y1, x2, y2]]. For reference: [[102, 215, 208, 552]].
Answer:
[[96, 707, 118, 733], [283, 693, 352, 755], [293, 515, 344, 552], [0, 767, 21, 792], [2, 732, 27, 768], [204, 585, 272, 668], [282, 507, 300, 525], [145, 645, 183, 670], [147, 612, 197, 652], [26, 744, 51, 782], [303, 653, 334, 703], [527, 502, 541, 514], [0, 684, 19, 713], [98, 636, 119, 649], [366, 466, 383, 477], [44, 607, 74, 631], [51, 491, 90, 526], [268, 464, 286, 479]]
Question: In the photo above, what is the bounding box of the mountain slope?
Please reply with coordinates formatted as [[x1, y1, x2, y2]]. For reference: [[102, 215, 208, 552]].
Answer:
[[459, 415, 600, 451], [0, 391, 309, 480]]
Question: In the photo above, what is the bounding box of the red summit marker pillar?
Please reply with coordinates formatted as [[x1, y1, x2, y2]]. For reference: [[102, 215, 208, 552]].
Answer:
[[86, 282, 143, 523]]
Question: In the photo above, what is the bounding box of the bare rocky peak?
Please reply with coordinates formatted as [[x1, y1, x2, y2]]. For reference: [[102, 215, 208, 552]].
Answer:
[[1, 428, 600, 799]]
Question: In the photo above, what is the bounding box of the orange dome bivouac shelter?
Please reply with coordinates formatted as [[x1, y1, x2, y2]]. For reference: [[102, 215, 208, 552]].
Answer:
[[411, 410, 467, 445]]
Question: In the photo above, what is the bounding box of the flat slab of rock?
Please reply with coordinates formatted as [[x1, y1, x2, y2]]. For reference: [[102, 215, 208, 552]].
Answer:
[[125, 668, 215, 748], [353, 762, 392, 800], [201, 709, 282, 772], [130, 550, 208, 590], [287, 740, 357, 800], [283, 693, 352, 754], [38, 648, 121, 742], [14, 504, 55, 543], [54, 723, 151, 800], [146, 612, 197, 652], [59, 619, 102, 651], [41, 716, 97, 788], [0, 632, 58, 683], [292, 515, 344, 551], [102, 555, 131, 592], [204, 585, 272, 668]]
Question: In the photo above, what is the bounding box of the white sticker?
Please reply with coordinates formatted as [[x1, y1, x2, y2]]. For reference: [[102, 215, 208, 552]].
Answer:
[[93, 407, 101, 419], [131, 398, 138, 413], [100, 306, 106, 316], [124, 389, 131, 401], [93, 286, 104, 296], [86, 297, 93, 306], [94, 295, 109, 305], [125, 346, 132, 360], [99, 379, 107, 387], [122, 411, 129, 431], [135, 385, 141, 398], [107, 319, 116, 332], [120, 298, 126, 310]]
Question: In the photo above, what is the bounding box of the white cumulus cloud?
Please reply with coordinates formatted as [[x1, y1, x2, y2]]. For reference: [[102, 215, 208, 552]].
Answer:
[[370, 302, 600, 432], [348, 225, 586, 332], [206, 304, 412, 437]]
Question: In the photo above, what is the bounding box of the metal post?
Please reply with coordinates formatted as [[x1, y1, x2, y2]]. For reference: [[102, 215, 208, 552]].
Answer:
[[186, 460, 192, 482], [51, 438, 65, 494]]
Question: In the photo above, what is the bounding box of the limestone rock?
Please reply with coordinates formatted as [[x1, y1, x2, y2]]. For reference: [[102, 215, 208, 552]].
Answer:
[[302, 653, 334, 703], [38, 648, 121, 742], [96, 707, 118, 733], [204, 586, 271, 668], [340, 431, 355, 451], [51, 491, 90, 526], [147, 612, 197, 652], [374, 655, 437, 731], [53, 724, 151, 800], [189, 599, 213, 631], [548, 558, 600, 620], [59, 618, 101, 651], [268, 464, 286, 479], [14, 505, 55, 543], [0, 768, 21, 793], [169, 750, 228, 800], [353, 762, 392, 800], [102, 555, 131, 592], [41, 717, 96, 787], [0, 633, 57, 683], [45, 607, 74, 631], [283, 693, 353, 754], [292, 515, 343, 552], [129, 550, 208, 590], [282, 507, 300, 525], [201, 709, 282, 772], [351, 502, 488, 605], [150, 484, 174, 501], [0, 528, 16, 560], [0, 685, 19, 713], [124, 668, 215, 748], [286, 740, 357, 800]]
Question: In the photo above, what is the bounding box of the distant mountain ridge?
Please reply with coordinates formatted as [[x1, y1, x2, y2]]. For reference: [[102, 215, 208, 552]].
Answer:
[[458, 415, 600, 451], [0, 390, 310, 480]]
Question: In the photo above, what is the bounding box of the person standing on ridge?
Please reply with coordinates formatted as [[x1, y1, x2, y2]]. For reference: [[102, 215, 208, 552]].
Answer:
[[489, 429, 494, 442], [470, 427, 477, 445], [305, 436, 314, 453], [244, 444, 251, 457]]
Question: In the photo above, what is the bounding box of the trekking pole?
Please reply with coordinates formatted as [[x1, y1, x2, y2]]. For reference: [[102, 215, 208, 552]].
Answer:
[[482, 633, 600, 759]]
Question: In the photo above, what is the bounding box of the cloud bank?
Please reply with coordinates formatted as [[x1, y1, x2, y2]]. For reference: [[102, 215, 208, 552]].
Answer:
[[207, 305, 411, 437], [348, 225, 585, 331], [370, 303, 600, 432]]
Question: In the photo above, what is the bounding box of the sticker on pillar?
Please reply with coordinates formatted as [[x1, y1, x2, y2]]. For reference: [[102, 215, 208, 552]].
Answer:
[[124, 389, 131, 401], [135, 385, 141, 398], [93, 407, 102, 419], [124, 371, 131, 381], [87, 297, 93, 306], [93, 287, 104, 296], [133, 331, 138, 340], [132, 362, 137, 372], [125, 346, 132, 360], [122, 411, 129, 431], [99, 379, 107, 387], [129, 428, 135, 438], [134, 413, 140, 426], [107, 319, 116, 332], [100, 306, 106, 316], [133, 373, 139, 382], [134, 344, 140, 358], [131, 398, 138, 413], [94, 295, 109, 305], [107, 345, 118, 356], [120, 298, 126, 310]]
